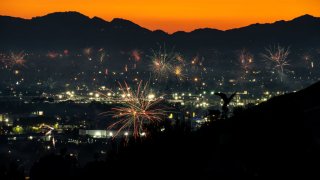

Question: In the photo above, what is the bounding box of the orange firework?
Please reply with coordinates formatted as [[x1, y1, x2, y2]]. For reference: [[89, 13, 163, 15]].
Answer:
[[101, 81, 166, 139], [149, 46, 184, 80], [173, 65, 187, 80]]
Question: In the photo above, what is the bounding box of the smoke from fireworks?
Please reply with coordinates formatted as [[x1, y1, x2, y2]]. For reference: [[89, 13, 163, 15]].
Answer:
[[173, 65, 187, 80], [101, 81, 166, 139]]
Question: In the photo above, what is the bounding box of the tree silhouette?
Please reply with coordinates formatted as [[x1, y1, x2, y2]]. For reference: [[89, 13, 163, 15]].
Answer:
[[214, 92, 237, 118]]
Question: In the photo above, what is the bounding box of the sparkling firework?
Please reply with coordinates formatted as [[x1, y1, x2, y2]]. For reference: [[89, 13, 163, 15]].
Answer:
[[1, 52, 27, 68], [239, 49, 253, 72], [149, 46, 183, 80], [150, 48, 174, 79], [174, 66, 182, 76], [173, 66, 186, 80], [263, 45, 290, 81], [102, 81, 166, 139]]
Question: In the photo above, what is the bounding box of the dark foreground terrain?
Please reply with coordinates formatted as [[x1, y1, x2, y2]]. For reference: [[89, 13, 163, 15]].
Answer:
[[2, 81, 320, 179]]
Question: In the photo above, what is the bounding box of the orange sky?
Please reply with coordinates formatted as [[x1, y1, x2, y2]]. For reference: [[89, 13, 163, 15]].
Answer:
[[1, 0, 320, 33]]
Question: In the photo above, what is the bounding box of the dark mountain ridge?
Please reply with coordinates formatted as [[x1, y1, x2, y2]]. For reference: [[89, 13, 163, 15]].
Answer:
[[0, 11, 319, 51]]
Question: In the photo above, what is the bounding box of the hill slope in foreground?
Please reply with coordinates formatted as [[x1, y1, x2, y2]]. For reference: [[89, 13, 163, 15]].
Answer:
[[28, 81, 320, 179]]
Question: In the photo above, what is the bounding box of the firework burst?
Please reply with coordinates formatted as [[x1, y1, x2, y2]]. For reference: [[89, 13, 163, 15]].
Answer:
[[101, 81, 166, 139], [263, 45, 290, 81], [1, 52, 27, 68], [239, 49, 253, 72], [149, 46, 178, 79], [237, 49, 254, 82], [149, 46, 187, 81]]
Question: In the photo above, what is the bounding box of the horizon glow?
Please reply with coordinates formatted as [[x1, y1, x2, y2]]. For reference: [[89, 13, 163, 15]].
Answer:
[[0, 0, 320, 33]]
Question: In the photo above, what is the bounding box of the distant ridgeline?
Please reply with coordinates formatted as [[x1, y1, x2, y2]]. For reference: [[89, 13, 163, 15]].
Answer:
[[0, 12, 319, 51]]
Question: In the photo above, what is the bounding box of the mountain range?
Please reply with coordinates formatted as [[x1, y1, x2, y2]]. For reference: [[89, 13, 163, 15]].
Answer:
[[0, 12, 320, 51]]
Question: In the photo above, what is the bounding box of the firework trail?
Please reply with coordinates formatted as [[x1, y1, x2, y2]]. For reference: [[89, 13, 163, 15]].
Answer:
[[263, 45, 290, 81], [303, 54, 314, 69], [98, 48, 105, 62], [100, 81, 166, 139], [83, 47, 93, 60], [40, 124, 56, 148]]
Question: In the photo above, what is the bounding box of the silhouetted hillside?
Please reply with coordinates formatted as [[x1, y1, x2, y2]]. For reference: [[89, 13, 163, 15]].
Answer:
[[0, 12, 319, 50], [26, 81, 320, 179], [219, 80, 320, 178]]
